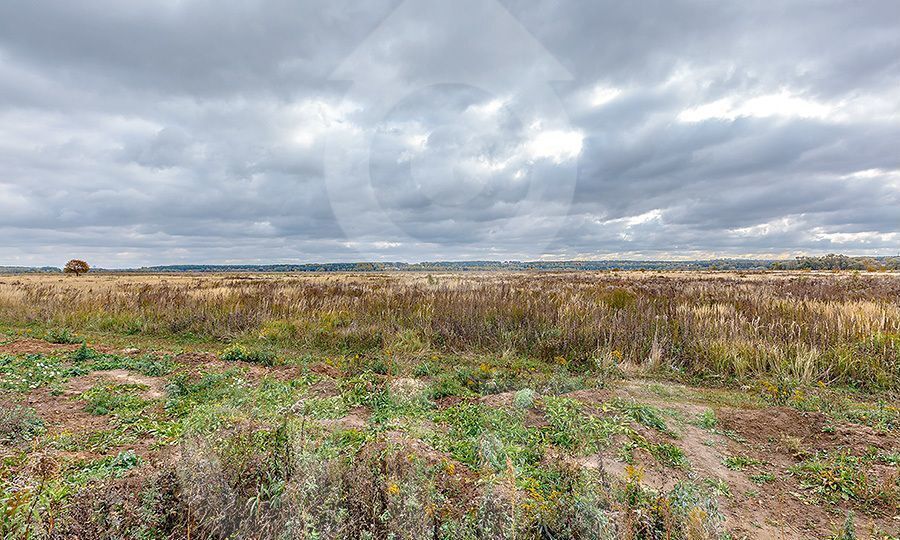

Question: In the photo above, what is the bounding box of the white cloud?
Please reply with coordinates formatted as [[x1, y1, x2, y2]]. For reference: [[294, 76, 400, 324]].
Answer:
[[289, 98, 361, 148], [1, 1, 899, 265], [525, 127, 584, 164], [466, 97, 508, 118], [590, 85, 623, 107], [729, 217, 799, 237], [811, 229, 898, 244], [843, 168, 900, 186], [678, 90, 836, 122]]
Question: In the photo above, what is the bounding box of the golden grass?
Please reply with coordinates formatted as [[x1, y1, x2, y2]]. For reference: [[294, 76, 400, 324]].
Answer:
[[0, 271, 898, 389]]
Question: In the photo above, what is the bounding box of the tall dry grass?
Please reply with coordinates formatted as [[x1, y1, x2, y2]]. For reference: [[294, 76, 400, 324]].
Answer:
[[0, 272, 898, 389]]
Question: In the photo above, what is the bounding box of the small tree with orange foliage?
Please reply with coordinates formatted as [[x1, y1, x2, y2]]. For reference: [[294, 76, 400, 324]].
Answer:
[[64, 259, 90, 276]]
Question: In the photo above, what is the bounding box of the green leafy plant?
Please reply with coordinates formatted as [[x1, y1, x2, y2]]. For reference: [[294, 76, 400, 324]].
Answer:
[[220, 344, 277, 366], [790, 450, 898, 507], [81, 383, 153, 416], [723, 455, 763, 471], [70, 343, 100, 362], [750, 472, 776, 485], [513, 388, 536, 409], [45, 328, 80, 344], [695, 409, 718, 430]]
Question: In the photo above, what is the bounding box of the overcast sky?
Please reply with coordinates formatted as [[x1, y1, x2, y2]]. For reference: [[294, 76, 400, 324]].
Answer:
[[2, 0, 899, 267]]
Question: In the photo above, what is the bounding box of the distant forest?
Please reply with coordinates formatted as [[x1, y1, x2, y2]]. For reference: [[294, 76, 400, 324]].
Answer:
[[3, 255, 899, 273], [770, 254, 900, 271]]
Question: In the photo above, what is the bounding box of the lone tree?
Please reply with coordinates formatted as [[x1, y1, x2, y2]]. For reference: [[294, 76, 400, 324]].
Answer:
[[64, 259, 90, 276]]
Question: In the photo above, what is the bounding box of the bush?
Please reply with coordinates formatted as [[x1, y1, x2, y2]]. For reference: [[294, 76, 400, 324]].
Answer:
[[220, 344, 278, 366], [45, 327, 81, 344], [70, 343, 100, 362], [513, 388, 536, 409]]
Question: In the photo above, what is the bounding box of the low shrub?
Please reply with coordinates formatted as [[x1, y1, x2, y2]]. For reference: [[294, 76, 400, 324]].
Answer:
[[220, 344, 278, 366], [45, 327, 81, 344], [70, 343, 100, 362], [513, 388, 536, 409]]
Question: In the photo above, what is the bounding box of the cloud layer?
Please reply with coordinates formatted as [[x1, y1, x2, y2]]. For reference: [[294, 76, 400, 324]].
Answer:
[[2, 0, 899, 266]]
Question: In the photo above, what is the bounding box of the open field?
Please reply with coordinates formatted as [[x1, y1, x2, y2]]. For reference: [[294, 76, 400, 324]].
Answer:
[[1, 271, 898, 539]]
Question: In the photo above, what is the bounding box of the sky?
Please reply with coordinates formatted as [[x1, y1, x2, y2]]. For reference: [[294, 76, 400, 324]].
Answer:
[[1, 0, 899, 267]]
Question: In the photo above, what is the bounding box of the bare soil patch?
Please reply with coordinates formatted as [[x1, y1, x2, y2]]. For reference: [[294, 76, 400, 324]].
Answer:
[[72, 369, 167, 399], [315, 406, 370, 431], [718, 407, 897, 453], [568, 379, 899, 538], [172, 351, 305, 382], [22, 386, 106, 438], [0, 338, 81, 356]]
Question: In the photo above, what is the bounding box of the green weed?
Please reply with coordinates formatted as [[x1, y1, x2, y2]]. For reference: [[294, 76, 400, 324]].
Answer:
[[790, 450, 899, 507], [220, 343, 278, 366], [723, 455, 764, 471], [45, 328, 81, 344]]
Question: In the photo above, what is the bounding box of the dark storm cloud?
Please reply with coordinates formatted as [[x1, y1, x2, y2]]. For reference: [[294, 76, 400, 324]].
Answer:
[[1, 0, 899, 266]]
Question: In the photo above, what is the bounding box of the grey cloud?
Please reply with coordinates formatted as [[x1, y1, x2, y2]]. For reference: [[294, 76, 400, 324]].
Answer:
[[1, 0, 899, 266]]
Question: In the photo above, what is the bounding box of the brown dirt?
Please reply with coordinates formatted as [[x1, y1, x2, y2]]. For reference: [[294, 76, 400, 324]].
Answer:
[[20, 385, 107, 438], [0, 337, 124, 356], [172, 351, 305, 382], [562, 379, 899, 538], [2, 368, 171, 472], [314, 406, 370, 431], [480, 390, 516, 407], [714, 407, 899, 537], [561, 387, 614, 412], [678, 424, 814, 539], [435, 395, 474, 409], [0, 338, 82, 356], [524, 407, 549, 428], [718, 407, 897, 453], [307, 376, 339, 397], [309, 362, 340, 378], [66, 369, 167, 398]]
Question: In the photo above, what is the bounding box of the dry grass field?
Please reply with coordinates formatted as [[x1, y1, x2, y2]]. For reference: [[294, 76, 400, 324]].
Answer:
[[1, 271, 898, 539]]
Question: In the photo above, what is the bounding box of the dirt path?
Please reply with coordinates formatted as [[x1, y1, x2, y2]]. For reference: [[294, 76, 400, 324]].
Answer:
[[564, 378, 900, 539]]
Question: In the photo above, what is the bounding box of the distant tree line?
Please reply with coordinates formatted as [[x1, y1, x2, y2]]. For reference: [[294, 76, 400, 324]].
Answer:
[[770, 254, 900, 271], [127, 259, 775, 273], [3, 255, 899, 274]]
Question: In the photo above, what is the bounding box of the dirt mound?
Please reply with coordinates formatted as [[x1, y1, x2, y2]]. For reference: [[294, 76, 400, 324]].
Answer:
[[0, 338, 81, 356], [561, 387, 612, 409], [66, 369, 167, 399], [434, 395, 474, 409], [20, 387, 108, 438], [390, 377, 427, 396], [718, 407, 894, 453], [479, 390, 517, 407], [559, 380, 900, 538], [309, 362, 340, 378], [0, 338, 121, 356], [313, 406, 370, 431], [173, 351, 306, 382]]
